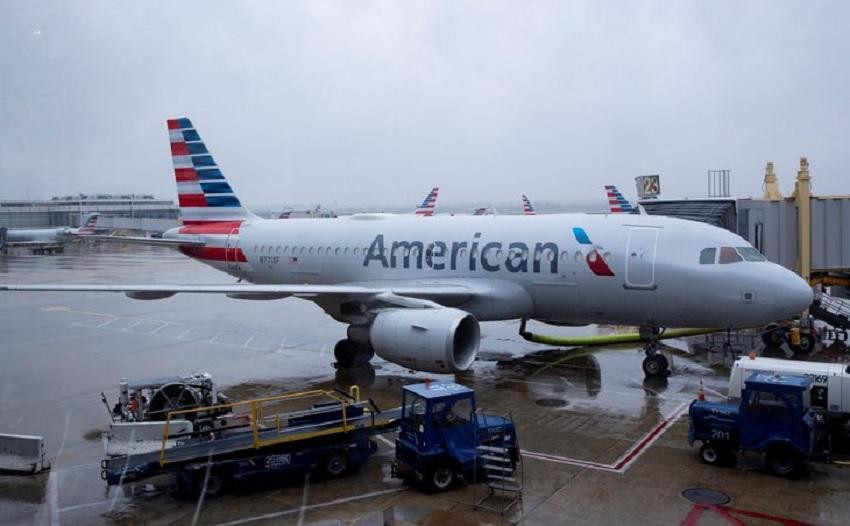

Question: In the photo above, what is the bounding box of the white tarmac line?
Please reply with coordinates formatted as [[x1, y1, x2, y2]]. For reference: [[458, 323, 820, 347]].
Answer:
[[375, 435, 395, 449], [212, 487, 406, 526]]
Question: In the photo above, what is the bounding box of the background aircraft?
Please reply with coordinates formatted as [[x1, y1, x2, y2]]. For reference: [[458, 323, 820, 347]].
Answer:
[[605, 185, 636, 213], [2, 213, 100, 246], [414, 187, 439, 216], [1, 119, 813, 378], [521, 194, 536, 215]]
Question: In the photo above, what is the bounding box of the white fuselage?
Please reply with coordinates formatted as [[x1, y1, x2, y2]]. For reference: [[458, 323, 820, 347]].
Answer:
[[4, 227, 70, 244], [167, 212, 812, 329]]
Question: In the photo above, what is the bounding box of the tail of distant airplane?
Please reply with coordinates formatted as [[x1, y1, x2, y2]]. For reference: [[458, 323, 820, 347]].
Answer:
[[472, 207, 488, 216], [415, 187, 439, 216], [604, 185, 636, 213], [521, 195, 535, 215], [168, 117, 253, 227], [75, 213, 100, 236]]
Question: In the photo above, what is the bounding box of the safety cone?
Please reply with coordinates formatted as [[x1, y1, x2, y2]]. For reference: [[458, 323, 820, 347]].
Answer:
[[698, 379, 706, 401]]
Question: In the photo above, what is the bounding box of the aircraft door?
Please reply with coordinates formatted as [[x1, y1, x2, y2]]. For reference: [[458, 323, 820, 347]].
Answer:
[[624, 227, 658, 290], [225, 228, 243, 277]]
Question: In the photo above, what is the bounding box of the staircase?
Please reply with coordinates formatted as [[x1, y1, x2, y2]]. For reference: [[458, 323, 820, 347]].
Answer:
[[473, 415, 522, 515], [811, 290, 850, 331]]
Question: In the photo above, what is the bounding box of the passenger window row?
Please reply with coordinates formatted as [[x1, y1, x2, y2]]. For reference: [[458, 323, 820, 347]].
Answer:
[[699, 246, 766, 265], [250, 244, 614, 265]]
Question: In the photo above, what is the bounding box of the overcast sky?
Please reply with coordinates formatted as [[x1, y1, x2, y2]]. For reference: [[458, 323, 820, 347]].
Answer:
[[1, 1, 848, 208]]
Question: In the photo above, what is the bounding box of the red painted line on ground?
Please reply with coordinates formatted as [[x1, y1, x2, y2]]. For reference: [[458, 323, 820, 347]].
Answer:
[[681, 504, 814, 526], [613, 402, 689, 471], [522, 402, 689, 475], [680, 504, 706, 526]]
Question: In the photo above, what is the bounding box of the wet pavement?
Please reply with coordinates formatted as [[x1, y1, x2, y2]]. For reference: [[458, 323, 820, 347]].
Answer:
[[1, 245, 848, 525]]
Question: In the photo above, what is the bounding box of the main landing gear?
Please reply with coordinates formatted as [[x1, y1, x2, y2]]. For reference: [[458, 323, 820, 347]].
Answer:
[[333, 339, 374, 368], [641, 326, 670, 378]]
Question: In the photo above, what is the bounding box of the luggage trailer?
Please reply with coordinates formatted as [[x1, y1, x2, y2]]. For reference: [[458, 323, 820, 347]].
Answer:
[[101, 387, 401, 497]]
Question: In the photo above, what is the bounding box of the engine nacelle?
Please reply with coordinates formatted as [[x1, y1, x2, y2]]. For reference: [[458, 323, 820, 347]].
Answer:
[[125, 291, 177, 300], [369, 308, 480, 373]]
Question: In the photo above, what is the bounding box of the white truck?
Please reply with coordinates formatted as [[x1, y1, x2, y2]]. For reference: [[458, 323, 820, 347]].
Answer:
[[729, 356, 850, 419]]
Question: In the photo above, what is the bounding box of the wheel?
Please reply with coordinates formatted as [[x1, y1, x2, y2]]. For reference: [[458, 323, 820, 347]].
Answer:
[[174, 470, 196, 499], [323, 450, 348, 477], [642, 354, 669, 377], [794, 334, 815, 355], [699, 443, 722, 466], [427, 463, 456, 492], [200, 468, 228, 498], [334, 340, 374, 367], [764, 447, 803, 478], [761, 325, 785, 347]]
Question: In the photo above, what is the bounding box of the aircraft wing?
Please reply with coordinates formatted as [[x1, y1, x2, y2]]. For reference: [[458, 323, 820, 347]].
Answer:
[[0, 282, 474, 303], [86, 235, 206, 247]]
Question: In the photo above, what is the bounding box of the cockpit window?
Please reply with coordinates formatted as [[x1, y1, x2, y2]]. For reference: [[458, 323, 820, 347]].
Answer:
[[699, 248, 716, 264], [718, 246, 743, 264], [736, 247, 766, 262]]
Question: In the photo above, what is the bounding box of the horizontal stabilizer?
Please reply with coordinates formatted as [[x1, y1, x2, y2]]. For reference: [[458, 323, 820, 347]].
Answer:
[[87, 235, 206, 247]]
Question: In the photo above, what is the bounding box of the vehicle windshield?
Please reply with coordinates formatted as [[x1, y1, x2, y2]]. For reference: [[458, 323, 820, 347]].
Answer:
[[403, 392, 428, 428]]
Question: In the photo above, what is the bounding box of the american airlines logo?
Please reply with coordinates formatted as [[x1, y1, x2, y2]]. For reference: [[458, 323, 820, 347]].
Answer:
[[362, 228, 615, 276]]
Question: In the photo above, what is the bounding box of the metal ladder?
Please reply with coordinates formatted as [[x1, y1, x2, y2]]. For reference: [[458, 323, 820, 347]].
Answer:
[[811, 289, 850, 331], [473, 415, 522, 516]]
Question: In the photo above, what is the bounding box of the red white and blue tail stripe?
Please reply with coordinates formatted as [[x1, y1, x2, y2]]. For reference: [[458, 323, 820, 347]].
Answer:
[[605, 185, 636, 213], [521, 195, 535, 215], [75, 213, 100, 236], [168, 117, 251, 227], [415, 187, 439, 216]]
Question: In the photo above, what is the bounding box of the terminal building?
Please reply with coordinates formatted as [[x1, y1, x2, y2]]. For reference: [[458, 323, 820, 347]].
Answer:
[[0, 194, 179, 233]]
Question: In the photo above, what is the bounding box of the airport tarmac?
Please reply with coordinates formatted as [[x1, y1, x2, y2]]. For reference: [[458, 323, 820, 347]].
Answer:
[[1, 245, 848, 525]]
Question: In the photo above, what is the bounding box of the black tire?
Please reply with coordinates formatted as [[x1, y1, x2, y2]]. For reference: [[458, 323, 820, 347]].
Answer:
[[699, 443, 723, 466], [764, 446, 803, 478], [200, 468, 228, 498], [795, 334, 815, 355], [323, 450, 348, 477], [174, 470, 197, 499], [642, 354, 669, 377], [427, 463, 456, 492], [334, 340, 374, 367], [761, 325, 785, 348]]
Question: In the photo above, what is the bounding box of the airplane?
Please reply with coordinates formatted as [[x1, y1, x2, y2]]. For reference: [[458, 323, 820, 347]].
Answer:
[[2, 213, 101, 245], [414, 187, 439, 216], [0, 118, 814, 378], [521, 194, 536, 215], [605, 185, 636, 213], [279, 189, 437, 219]]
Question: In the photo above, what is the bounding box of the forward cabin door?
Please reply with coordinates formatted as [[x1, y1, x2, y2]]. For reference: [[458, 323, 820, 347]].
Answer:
[[225, 228, 243, 277], [624, 227, 658, 290]]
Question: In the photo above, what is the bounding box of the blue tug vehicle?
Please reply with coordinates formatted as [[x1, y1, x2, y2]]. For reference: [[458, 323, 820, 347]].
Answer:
[[689, 372, 816, 477]]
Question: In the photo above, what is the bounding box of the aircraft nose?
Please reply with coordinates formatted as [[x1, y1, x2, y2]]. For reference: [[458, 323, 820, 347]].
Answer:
[[776, 266, 814, 315]]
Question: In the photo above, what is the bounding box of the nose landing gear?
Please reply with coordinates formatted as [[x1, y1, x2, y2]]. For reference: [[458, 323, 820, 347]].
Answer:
[[640, 326, 671, 378]]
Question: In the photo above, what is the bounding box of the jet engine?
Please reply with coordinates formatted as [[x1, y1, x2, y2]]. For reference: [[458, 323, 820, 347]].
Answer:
[[369, 308, 480, 373]]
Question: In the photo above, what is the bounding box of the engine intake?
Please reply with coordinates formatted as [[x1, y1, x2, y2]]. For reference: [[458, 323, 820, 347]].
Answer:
[[369, 308, 480, 373]]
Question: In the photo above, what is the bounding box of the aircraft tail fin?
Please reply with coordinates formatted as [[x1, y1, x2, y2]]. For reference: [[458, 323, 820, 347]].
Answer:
[[415, 187, 439, 216], [604, 185, 636, 213], [75, 213, 100, 236], [167, 117, 253, 226], [521, 194, 535, 215]]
